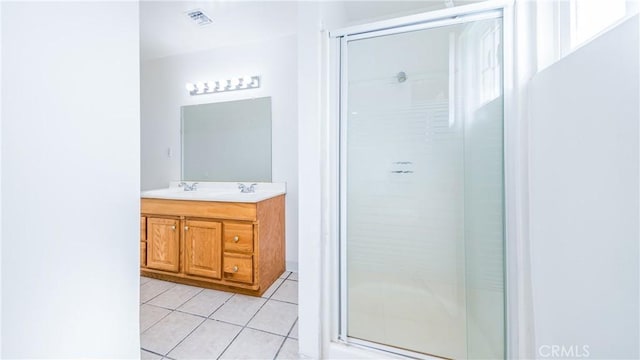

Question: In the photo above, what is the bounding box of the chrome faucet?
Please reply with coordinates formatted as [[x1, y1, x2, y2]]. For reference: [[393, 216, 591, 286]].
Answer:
[[238, 183, 257, 193], [178, 182, 198, 191]]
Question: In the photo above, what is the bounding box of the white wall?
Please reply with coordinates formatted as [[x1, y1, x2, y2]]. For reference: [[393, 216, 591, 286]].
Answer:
[[296, 2, 324, 358], [0, 2, 3, 354], [529, 15, 639, 359], [297, 1, 351, 358], [1, 2, 140, 358], [140, 35, 299, 270]]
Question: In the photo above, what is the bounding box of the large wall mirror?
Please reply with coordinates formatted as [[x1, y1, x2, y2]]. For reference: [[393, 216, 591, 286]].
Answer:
[[181, 97, 272, 182]]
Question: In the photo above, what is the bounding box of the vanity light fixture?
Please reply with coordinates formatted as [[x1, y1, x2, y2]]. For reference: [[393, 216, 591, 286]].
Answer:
[[185, 75, 261, 96]]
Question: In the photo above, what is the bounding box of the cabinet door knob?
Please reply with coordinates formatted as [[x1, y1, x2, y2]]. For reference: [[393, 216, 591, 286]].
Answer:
[[232, 265, 239, 273], [184, 226, 189, 231], [233, 235, 239, 242], [171, 225, 176, 230]]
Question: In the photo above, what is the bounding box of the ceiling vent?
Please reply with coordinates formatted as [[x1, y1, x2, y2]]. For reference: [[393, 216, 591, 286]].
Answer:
[[185, 9, 213, 26]]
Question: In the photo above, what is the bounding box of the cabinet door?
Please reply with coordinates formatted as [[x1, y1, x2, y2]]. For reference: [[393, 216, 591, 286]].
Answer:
[[140, 216, 146, 241], [184, 219, 222, 279], [146, 217, 180, 272], [140, 242, 147, 267]]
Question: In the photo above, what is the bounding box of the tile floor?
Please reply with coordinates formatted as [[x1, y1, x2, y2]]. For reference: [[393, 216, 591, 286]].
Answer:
[[140, 272, 300, 360]]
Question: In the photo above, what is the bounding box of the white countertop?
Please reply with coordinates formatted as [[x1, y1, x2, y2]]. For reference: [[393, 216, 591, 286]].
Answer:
[[141, 182, 286, 203]]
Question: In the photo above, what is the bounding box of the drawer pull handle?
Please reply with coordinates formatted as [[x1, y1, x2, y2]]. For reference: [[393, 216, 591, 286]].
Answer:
[[233, 235, 240, 243], [184, 226, 189, 231], [171, 225, 176, 230], [232, 265, 239, 273]]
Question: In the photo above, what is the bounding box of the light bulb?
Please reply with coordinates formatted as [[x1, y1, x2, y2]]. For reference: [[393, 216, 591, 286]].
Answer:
[[196, 82, 205, 93], [185, 83, 196, 92], [240, 75, 250, 87], [206, 81, 215, 92]]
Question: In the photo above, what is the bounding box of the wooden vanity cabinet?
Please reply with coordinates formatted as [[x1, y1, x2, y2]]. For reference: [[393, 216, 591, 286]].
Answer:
[[140, 195, 285, 296]]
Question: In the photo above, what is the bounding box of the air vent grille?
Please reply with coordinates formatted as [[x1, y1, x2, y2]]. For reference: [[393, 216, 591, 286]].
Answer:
[[186, 9, 212, 26]]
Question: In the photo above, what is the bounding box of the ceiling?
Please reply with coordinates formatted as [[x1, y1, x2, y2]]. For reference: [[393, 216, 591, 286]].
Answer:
[[140, 1, 298, 61], [140, 1, 487, 62]]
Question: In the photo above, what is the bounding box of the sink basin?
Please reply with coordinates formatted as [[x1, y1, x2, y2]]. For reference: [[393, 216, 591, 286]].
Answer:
[[141, 185, 285, 203], [141, 188, 229, 200]]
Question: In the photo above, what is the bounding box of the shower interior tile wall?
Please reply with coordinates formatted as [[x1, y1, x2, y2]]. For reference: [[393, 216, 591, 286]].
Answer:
[[140, 273, 299, 360]]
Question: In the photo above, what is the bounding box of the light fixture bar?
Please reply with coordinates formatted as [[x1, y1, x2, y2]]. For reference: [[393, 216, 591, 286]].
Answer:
[[185, 75, 261, 96]]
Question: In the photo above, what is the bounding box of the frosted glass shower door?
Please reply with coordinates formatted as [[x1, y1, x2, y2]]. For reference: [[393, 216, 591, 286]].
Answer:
[[343, 16, 504, 359]]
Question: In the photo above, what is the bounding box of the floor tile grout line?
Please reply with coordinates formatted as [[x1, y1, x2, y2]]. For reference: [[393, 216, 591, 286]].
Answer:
[[141, 280, 178, 304], [143, 287, 204, 314], [217, 280, 289, 360], [214, 278, 285, 326], [272, 335, 289, 360], [147, 285, 205, 311], [216, 325, 285, 360], [210, 291, 270, 360], [208, 293, 250, 321], [140, 281, 182, 336], [245, 323, 297, 338], [173, 309, 209, 320], [264, 297, 298, 306], [214, 318, 250, 360], [170, 287, 205, 311], [285, 318, 298, 338], [270, 279, 298, 304], [240, 297, 298, 336], [140, 348, 165, 358], [140, 282, 205, 344], [161, 312, 208, 358], [140, 306, 173, 335], [205, 293, 237, 319], [262, 277, 286, 300], [200, 316, 294, 338]]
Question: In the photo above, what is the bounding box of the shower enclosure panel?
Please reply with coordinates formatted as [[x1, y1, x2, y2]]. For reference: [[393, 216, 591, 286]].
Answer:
[[340, 13, 505, 360]]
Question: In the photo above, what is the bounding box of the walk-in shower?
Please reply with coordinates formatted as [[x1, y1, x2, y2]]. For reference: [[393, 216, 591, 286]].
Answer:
[[333, 7, 505, 360]]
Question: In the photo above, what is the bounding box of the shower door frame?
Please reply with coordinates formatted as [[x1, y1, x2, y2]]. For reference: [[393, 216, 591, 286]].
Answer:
[[329, 1, 518, 359]]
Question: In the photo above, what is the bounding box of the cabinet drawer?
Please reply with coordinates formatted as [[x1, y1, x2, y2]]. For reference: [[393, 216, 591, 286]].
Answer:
[[140, 242, 146, 267], [223, 223, 254, 253], [223, 254, 253, 284], [140, 217, 146, 241]]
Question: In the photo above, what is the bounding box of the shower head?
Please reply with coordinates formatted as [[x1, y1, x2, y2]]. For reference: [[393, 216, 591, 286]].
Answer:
[[396, 71, 407, 83]]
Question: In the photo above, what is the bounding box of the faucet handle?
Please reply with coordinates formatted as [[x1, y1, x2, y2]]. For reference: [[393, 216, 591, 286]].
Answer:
[[238, 183, 246, 192], [248, 183, 257, 193], [191, 182, 198, 190]]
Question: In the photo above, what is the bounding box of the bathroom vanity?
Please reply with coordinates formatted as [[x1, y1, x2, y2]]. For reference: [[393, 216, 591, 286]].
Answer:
[[140, 183, 285, 296]]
